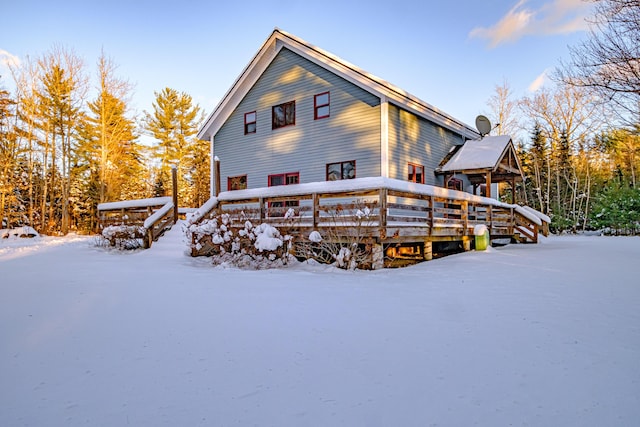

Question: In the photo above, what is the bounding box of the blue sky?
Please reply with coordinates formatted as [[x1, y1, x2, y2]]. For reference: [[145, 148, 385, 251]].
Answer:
[[1, 0, 593, 131]]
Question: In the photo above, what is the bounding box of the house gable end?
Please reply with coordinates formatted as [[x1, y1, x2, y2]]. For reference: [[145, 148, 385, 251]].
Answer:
[[198, 29, 479, 142]]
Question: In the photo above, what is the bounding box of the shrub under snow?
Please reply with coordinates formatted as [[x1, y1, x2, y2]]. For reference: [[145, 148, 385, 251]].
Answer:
[[188, 215, 291, 269]]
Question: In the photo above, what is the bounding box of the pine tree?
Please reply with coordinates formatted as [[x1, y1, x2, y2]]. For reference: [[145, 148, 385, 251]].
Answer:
[[36, 47, 86, 234], [526, 123, 549, 213], [143, 87, 208, 206], [0, 82, 19, 228]]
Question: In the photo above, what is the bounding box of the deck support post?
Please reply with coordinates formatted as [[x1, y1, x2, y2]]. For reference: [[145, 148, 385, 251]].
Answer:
[[371, 244, 384, 270], [462, 236, 472, 252], [423, 241, 433, 261]]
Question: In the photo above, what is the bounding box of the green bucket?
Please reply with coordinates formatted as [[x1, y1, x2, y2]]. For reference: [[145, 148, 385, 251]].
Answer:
[[474, 225, 490, 251]]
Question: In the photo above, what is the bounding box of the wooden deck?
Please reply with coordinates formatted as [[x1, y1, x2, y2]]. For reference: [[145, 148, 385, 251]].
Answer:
[[188, 178, 549, 267]]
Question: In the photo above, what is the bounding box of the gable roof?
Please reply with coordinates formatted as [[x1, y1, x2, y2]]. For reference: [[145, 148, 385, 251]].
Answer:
[[437, 135, 524, 180], [197, 28, 480, 141]]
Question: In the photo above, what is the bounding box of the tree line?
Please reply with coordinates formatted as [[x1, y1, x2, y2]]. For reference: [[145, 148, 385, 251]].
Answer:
[[0, 48, 209, 234], [1, 0, 638, 236], [487, 0, 639, 234]]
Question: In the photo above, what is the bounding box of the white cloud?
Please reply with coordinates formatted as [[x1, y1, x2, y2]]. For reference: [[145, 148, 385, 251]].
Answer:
[[0, 49, 21, 69], [528, 69, 550, 92], [469, 0, 592, 48]]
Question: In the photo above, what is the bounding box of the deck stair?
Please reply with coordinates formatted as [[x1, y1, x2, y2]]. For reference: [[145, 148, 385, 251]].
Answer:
[[97, 197, 177, 248]]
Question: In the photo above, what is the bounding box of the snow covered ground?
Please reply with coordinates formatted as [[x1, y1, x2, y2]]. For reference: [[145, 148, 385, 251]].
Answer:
[[1, 224, 639, 426]]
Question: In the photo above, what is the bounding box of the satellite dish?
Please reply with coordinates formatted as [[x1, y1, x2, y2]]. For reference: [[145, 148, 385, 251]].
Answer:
[[475, 115, 492, 137]]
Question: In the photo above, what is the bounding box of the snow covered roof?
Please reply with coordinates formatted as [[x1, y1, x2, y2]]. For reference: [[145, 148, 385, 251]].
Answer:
[[198, 29, 479, 141], [438, 135, 520, 174]]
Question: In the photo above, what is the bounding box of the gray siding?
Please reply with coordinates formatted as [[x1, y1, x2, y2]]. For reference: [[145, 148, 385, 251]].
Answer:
[[215, 48, 381, 190], [387, 104, 466, 187]]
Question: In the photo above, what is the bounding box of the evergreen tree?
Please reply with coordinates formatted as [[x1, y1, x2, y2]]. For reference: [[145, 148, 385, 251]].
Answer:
[[36, 47, 86, 234], [526, 123, 549, 213], [143, 87, 208, 206], [0, 83, 19, 228]]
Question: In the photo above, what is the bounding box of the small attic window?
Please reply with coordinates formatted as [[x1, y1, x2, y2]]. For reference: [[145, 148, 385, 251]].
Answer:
[[314, 92, 330, 119], [244, 111, 256, 134]]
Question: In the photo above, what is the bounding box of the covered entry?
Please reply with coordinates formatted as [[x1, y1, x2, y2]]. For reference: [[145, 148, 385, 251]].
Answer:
[[436, 135, 524, 203]]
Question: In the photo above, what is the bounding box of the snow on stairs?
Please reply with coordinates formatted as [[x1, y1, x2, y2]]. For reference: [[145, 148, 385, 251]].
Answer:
[[513, 206, 550, 244]]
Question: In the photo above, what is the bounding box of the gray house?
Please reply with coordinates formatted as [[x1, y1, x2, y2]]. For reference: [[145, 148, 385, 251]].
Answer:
[[197, 29, 485, 196]]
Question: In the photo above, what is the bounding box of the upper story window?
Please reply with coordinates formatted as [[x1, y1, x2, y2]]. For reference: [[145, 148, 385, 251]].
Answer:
[[327, 160, 356, 181], [408, 163, 424, 184], [228, 175, 247, 191], [244, 112, 256, 134], [272, 101, 295, 129], [314, 92, 330, 120]]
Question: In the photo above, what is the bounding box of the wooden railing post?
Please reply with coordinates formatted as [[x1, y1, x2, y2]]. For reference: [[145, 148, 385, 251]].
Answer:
[[379, 188, 388, 228], [172, 165, 178, 224], [461, 200, 468, 236], [259, 198, 265, 222], [312, 193, 319, 230], [214, 157, 221, 197]]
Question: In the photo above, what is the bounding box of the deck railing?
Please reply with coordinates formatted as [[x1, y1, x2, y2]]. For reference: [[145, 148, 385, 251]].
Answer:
[[188, 177, 549, 258]]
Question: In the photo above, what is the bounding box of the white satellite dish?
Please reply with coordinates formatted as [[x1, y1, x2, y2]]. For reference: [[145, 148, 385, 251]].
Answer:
[[475, 115, 492, 137]]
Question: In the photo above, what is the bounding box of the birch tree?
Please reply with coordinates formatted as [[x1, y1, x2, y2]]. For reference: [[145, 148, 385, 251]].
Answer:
[[558, 0, 640, 121], [486, 79, 520, 137]]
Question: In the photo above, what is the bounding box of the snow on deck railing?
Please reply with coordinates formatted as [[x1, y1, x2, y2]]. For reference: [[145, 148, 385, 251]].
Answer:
[[521, 205, 551, 224], [214, 177, 543, 214], [186, 196, 218, 226], [189, 177, 550, 228], [143, 201, 174, 229], [98, 196, 172, 211]]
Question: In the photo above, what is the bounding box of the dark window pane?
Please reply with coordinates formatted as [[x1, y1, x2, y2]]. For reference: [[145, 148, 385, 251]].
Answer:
[[273, 105, 285, 128], [343, 161, 355, 179], [270, 175, 284, 186], [327, 163, 341, 181]]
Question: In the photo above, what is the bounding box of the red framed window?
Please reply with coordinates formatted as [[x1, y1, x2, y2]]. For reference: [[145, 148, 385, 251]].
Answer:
[[314, 92, 330, 119], [326, 160, 355, 181], [268, 172, 300, 214], [447, 177, 463, 191], [272, 101, 295, 129], [244, 112, 256, 134], [227, 175, 247, 191], [408, 163, 424, 184]]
